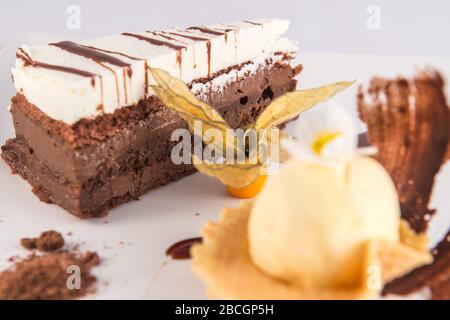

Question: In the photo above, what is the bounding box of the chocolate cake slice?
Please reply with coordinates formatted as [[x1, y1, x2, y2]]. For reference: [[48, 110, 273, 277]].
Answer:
[[1, 19, 301, 218]]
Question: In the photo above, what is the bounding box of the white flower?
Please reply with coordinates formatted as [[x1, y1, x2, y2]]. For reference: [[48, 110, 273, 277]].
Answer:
[[283, 101, 376, 165]]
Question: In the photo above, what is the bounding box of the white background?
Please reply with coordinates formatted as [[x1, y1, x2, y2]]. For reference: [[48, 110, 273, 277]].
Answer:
[[1, 0, 450, 56]]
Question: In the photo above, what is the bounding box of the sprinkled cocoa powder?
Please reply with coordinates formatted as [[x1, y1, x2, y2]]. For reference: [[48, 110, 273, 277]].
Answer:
[[0, 251, 99, 300], [1, 231, 100, 300]]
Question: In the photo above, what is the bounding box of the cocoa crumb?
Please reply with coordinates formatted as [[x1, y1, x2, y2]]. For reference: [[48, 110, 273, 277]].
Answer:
[[20, 230, 65, 252], [0, 251, 100, 300], [20, 238, 37, 250]]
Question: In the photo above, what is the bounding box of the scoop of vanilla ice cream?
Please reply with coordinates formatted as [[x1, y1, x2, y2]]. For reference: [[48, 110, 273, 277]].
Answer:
[[248, 156, 400, 288]]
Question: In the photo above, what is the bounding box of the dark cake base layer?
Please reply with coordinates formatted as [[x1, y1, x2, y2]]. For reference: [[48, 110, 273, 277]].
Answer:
[[2, 61, 300, 218]]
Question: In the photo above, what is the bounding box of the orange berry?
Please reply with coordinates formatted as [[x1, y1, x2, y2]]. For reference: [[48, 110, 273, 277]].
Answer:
[[226, 175, 268, 199]]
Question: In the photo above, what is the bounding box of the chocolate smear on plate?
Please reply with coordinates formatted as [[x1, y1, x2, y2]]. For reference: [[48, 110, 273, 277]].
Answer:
[[358, 69, 450, 299], [358, 70, 450, 233], [166, 237, 202, 260]]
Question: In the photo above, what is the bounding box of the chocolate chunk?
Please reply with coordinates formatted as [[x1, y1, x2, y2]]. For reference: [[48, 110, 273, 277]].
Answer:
[[20, 238, 37, 250], [36, 230, 65, 252], [20, 230, 65, 252]]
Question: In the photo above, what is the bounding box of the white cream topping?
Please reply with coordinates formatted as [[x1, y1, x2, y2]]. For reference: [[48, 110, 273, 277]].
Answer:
[[11, 18, 298, 124]]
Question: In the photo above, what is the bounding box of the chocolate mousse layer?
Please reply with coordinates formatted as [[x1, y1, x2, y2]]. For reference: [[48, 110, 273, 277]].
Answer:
[[2, 61, 300, 218]]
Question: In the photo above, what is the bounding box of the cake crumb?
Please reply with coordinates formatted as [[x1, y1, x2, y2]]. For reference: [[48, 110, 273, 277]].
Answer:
[[20, 238, 37, 250], [21, 230, 65, 252]]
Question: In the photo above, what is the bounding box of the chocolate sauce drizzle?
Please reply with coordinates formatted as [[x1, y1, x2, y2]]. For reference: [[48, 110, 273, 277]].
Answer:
[[16, 48, 97, 79], [149, 31, 188, 46], [16, 47, 105, 110], [50, 41, 131, 69], [243, 20, 263, 26], [166, 237, 202, 260], [122, 32, 186, 51], [50, 41, 134, 106], [206, 41, 212, 76], [81, 45, 141, 61], [187, 26, 225, 36], [167, 31, 210, 42], [149, 31, 189, 75], [144, 61, 149, 96], [221, 23, 240, 30], [178, 30, 213, 75], [122, 32, 187, 76]]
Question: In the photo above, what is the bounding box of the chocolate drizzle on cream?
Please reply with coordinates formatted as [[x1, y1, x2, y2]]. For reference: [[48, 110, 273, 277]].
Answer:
[[50, 41, 133, 106], [122, 32, 187, 76], [122, 32, 186, 50], [244, 20, 263, 26], [206, 41, 212, 76], [96, 77, 104, 113], [16, 48, 97, 79], [187, 26, 226, 36], [181, 30, 213, 75], [50, 41, 131, 69], [144, 61, 149, 96], [149, 31, 188, 45], [167, 31, 210, 42], [16, 47, 105, 111], [80, 45, 141, 61]]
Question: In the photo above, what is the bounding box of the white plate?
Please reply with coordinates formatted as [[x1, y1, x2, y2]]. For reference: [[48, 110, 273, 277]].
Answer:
[[0, 48, 449, 299]]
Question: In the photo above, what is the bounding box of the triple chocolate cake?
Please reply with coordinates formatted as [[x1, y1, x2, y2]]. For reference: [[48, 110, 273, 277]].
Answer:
[[1, 19, 301, 218]]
